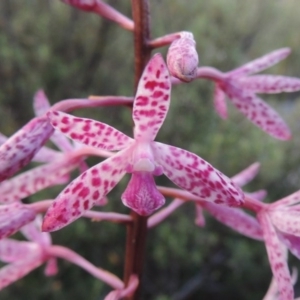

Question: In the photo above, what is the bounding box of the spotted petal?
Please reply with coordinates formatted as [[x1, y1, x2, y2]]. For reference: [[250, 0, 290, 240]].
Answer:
[[0, 157, 79, 204], [0, 254, 44, 291], [258, 212, 294, 300], [47, 111, 133, 151], [152, 142, 244, 206], [269, 210, 300, 237], [231, 162, 260, 187], [0, 117, 54, 182], [237, 75, 300, 94], [21, 216, 51, 247], [229, 48, 291, 77], [0, 203, 36, 239], [42, 149, 129, 232], [213, 84, 228, 119], [203, 202, 263, 240], [224, 84, 291, 140], [133, 54, 171, 142], [0, 239, 39, 263]]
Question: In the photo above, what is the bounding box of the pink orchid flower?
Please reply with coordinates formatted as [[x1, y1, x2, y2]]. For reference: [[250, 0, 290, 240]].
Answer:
[[0, 216, 123, 290], [150, 163, 264, 240], [257, 190, 300, 300], [211, 48, 300, 140], [42, 53, 243, 232]]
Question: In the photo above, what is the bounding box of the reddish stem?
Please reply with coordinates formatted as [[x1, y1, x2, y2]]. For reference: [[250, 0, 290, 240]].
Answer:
[[123, 1, 151, 299]]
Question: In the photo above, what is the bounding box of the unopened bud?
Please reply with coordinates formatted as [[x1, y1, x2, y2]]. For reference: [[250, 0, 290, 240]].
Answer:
[[167, 32, 199, 82]]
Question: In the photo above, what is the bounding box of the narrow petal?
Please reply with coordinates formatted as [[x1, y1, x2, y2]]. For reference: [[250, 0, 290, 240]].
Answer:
[[34, 90, 74, 152], [245, 190, 267, 202], [21, 216, 51, 247], [279, 231, 300, 260], [0, 255, 44, 290], [271, 190, 300, 209], [203, 202, 263, 240], [47, 111, 133, 151], [269, 210, 300, 237], [42, 149, 129, 232], [231, 162, 261, 187], [0, 203, 36, 239], [224, 85, 291, 140], [0, 239, 39, 263], [33, 89, 51, 116], [121, 172, 165, 216], [33, 147, 62, 163], [213, 84, 228, 119], [152, 142, 244, 206], [0, 116, 53, 182], [258, 212, 294, 300], [133, 54, 171, 142], [44, 258, 58, 276], [237, 75, 300, 94], [0, 157, 79, 204], [194, 204, 206, 227], [229, 48, 291, 77]]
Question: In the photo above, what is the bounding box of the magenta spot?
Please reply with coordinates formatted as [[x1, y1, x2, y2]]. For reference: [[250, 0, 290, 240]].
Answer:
[[61, 127, 70, 133], [83, 200, 89, 210], [79, 187, 90, 198], [145, 81, 158, 90], [72, 182, 83, 193], [61, 117, 69, 124], [136, 96, 149, 106], [91, 177, 101, 187], [73, 200, 80, 209], [92, 190, 100, 200], [102, 164, 111, 171], [91, 169, 99, 175], [153, 91, 163, 98], [156, 70, 161, 78]]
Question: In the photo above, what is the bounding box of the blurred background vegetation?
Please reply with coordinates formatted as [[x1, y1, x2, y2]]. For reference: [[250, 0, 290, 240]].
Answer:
[[1, 0, 300, 299]]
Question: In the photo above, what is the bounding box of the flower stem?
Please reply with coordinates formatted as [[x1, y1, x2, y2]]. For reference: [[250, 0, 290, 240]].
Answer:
[[131, 0, 151, 90], [123, 212, 148, 299]]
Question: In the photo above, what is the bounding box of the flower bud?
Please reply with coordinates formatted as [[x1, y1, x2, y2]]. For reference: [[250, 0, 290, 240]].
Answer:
[[167, 32, 199, 82]]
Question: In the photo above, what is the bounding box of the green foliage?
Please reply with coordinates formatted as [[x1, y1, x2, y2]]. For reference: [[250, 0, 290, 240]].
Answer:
[[1, 0, 300, 299]]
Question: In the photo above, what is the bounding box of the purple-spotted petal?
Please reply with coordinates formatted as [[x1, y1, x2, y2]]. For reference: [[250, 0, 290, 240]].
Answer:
[[229, 48, 291, 77], [203, 202, 263, 240], [0, 116, 54, 182], [33, 89, 51, 116], [42, 149, 129, 232], [133, 54, 171, 142], [21, 216, 51, 247], [0, 157, 79, 204], [0, 239, 39, 263], [33, 147, 62, 163], [0, 203, 36, 239], [258, 212, 294, 300], [213, 84, 228, 119], [34, 90, 74, 152], [224, 84, 291, 140], [245, 190, 267, 202], [231, 162, 261, 187], [271, 190, 300, 209], [278, 231, 300, 260], [47, 111, 133, 151], [152, 142, 244, 206], [0, 254, 44, 290], [121, 172, 165, 216], [237, 75, 300, 94], [269, 210, 300, 237]]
